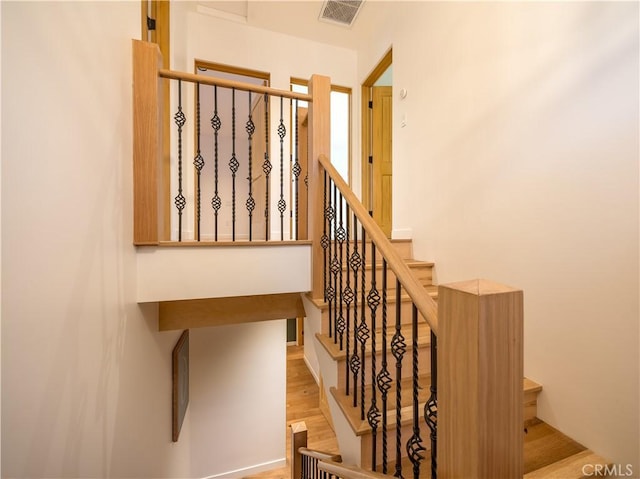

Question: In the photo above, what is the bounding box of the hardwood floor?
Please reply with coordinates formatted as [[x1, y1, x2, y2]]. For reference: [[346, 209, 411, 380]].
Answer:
[[244, 345, 339, 479]]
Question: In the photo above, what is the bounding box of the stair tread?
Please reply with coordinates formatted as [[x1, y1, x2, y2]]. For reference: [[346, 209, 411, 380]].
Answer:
[[524, 377, 543, 394], [524, 449, 611, 478], [309, 288, 438, 310], [316, 322, 432, 361]]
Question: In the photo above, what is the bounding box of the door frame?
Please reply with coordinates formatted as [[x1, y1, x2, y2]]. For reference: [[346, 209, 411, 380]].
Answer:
[[361, 48, 392, 221]]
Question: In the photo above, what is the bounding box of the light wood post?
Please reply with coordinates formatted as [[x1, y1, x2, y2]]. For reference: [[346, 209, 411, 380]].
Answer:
[[132, 40, 162, 245], [291, 421, 308, 479], [307, 75, 331, 300], [438, 279, 524, 479]]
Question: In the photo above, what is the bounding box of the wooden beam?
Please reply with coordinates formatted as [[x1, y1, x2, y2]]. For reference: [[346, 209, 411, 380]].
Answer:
[[307, 74, 331, 300], [158, 292, 305, 331], [438, 279, 524, 479], [132, 40, 162, 245]]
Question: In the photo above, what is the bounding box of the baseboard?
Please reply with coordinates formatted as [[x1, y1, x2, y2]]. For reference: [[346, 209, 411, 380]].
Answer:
[[304, 354, 320, 385], [201, 458, 286, 479]]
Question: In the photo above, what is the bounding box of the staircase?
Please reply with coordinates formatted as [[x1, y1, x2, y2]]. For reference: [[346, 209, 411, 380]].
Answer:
[[305, 238, 612, 478]]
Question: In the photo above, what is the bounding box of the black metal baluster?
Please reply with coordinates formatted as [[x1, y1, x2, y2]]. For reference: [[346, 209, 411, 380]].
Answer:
[[407, 305, 426, 479], [331, 183, 339, 343], [377, 259, 391, 473], [246, 92, 256, 241], [358, 227, 369, 421], [336, 195, 346, 350], [193, 82, 204, 241], [350, 212, 361, 407], [277, 97, 287, 240], [326, 182, 335, 338], [392, 280, 406, 479], [174, 80, 186, 242], [344, 204, 353, 395], [425, 331, 438, 479], [293, 100, 301, 239], [263, 93, 271, 240], [211, 86, 221, 241], [321, 170, 330, 304], [367, 243, 381, 470], [229, 88, 239, 241]]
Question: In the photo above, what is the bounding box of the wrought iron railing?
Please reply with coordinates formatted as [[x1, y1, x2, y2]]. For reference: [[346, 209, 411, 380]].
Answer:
[[317, 154, 439, 479], [132, 40, 314, 245]]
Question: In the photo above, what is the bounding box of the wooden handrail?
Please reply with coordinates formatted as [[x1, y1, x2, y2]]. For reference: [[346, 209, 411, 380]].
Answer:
[[317, 154, 438, 334], [317, 460, 391, 479], [158, 68, 312, 102], [298, 447, 342, 462]]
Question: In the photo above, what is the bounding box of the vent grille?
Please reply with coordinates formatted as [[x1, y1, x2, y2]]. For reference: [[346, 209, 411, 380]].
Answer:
[[319, 0, 364, 27]]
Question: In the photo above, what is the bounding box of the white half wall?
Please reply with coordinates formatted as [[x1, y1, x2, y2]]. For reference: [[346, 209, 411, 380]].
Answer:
[[356, 1, 639, 471], [137, 244, 311, 302]]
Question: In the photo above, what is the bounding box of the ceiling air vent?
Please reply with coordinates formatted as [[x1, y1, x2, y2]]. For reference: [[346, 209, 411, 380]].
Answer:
[[319, 0, 364, 27]]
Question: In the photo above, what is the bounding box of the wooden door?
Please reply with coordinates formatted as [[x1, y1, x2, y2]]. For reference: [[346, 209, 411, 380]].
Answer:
[[251, 94, 268, 240], [372, 86, 393, 238]]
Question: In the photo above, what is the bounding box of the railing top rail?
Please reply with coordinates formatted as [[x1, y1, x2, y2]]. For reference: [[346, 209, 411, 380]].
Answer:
[[317, 460, 391, 479], [318, 154, 438, 334], [298, 447, 342, 462], [158, 68, 313, 102]]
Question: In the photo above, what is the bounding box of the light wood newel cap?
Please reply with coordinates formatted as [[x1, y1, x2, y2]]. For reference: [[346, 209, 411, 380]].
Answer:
[[290, 421, 307, 434], [440, 278, 521, 296]]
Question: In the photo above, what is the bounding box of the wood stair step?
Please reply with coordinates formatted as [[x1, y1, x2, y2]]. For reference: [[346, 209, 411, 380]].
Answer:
[[524, 449, 611, 478]]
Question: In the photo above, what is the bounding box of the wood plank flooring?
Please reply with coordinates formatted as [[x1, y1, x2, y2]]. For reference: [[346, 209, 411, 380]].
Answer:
[[244, 345, 339, 479]]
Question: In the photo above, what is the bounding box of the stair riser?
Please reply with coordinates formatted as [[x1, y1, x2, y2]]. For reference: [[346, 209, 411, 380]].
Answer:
[[336, 346, 431, 391], [321, 300, 429, 332], [326, 263, 433, 295], [326, 240, 413, 262]]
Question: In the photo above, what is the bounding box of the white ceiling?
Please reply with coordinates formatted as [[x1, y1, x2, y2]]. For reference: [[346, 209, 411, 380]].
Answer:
[[194, 0, 380, 50]]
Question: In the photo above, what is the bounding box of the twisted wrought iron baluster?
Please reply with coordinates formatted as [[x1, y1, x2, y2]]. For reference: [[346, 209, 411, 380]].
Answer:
[[293, 99, 301, 239], [246, 92, 256, 241], [229, 88, 239, 241], [174, 80, 186, 242], [425, 331, 438, 479], [277, 96, 287, 240], [193, 82, 204, 241], [330, 183, 340, 343], [262, 93, 271, 240], [367, 243, 381, 470], [336, 195, 346, 350], [407, 304, 426, 479], [377, 259, 392, 473], [343, 205, 353, 395], [211, 86, 221, 241], [349, 211, 361, 407], [326, 182, 336, 339], [392, 280, 407, 479], [321, 170, 329, 304], [358, 227, 369, 421]]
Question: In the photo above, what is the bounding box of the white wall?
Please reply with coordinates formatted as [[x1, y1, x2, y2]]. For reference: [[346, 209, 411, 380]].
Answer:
[[357, 1, 639, 472], [189, 321, 286, 478], [1, 2, 194, 477]]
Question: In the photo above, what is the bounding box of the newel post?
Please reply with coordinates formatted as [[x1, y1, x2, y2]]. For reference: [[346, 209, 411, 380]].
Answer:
[[290, 421, 308, 479], [307, 74, 331, 299], [438, 279, 524, 479], [132, 40, 163, 245]]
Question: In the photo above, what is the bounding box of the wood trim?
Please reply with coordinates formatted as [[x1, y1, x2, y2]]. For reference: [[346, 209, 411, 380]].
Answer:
[[308, 75, 332, 300], [132, 40, 162, 245], [299, 448, 342, 462], [158, 292, 305, 331], [318, 460, 390, 479], [159, 69, 311, 102], [155, 239, 312, 247], [318, 154, 438, 333], [438, 279, 524, 478], [361, 48, 392, 213]]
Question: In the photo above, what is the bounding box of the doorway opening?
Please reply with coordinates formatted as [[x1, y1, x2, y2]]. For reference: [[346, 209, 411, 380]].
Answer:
[[361, 49, 393, 238]]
